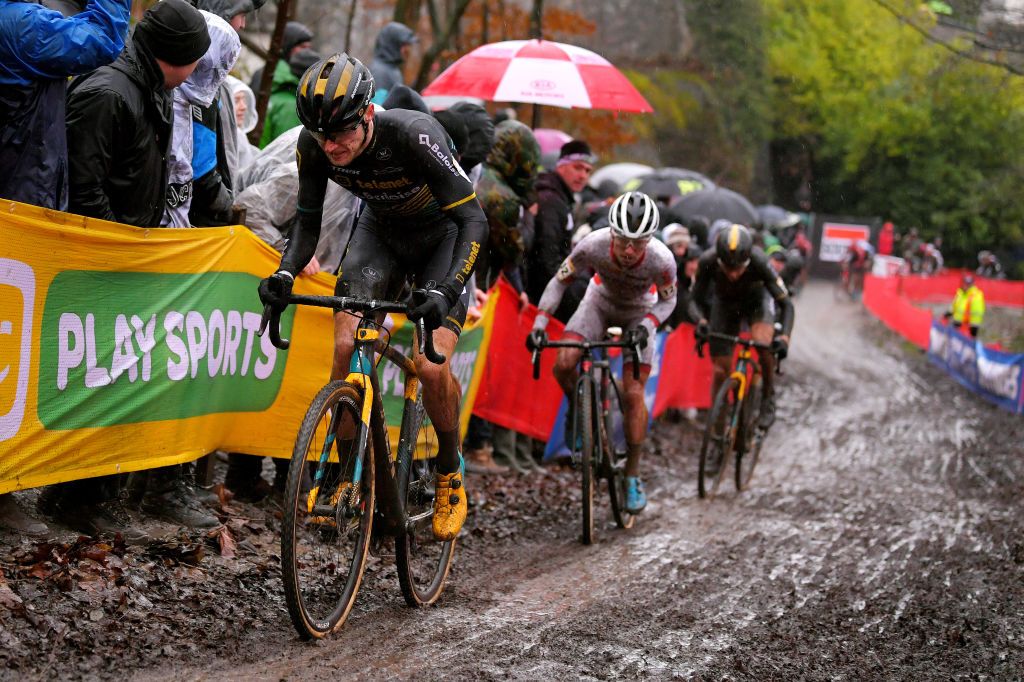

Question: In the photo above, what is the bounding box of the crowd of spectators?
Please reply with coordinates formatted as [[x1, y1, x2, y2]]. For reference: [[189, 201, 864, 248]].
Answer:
[[0, 3, 815, 536]]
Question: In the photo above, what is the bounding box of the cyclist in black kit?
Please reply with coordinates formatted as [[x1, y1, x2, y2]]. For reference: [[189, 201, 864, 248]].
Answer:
[[257, 54, 487, 541], [688, 224, 795, 430]]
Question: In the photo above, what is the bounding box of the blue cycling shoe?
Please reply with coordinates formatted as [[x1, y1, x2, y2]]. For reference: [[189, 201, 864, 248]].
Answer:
[[624, 476, 647, 513]]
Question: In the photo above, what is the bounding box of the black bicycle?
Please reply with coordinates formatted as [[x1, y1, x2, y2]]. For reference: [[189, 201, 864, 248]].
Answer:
[[260, 292, 453, 639], [531, 329, 642, 545], [695, 331, 780, 499]]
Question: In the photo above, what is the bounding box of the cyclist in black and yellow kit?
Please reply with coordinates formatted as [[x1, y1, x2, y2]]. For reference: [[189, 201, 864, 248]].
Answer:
[[257, 54, 487, 541], [688, 224, 795, 431]]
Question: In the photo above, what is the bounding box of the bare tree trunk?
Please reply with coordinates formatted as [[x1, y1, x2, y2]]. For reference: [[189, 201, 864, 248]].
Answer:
[[394, 0, 422, 26], [529, 0, 543, 39], [412, 0, 474, 90], [530, 0, 544, 128], [498, 0, 506, 40], [481, 0, 489, 44], [250, 0, 294, 145], [344, 0, 358, 52]]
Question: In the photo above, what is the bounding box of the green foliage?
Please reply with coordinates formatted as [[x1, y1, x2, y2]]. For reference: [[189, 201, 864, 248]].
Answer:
[[764, 0, 1024, 267]]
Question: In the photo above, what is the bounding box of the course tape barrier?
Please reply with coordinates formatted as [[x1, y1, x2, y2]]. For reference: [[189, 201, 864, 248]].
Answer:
[[928, 322, 1024, 415], [863, 273, 1022, 415], [0, 201, 491, 493]]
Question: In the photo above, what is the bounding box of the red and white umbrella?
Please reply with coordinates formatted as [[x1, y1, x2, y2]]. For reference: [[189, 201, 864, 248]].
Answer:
[[422, 39, 653, 113]]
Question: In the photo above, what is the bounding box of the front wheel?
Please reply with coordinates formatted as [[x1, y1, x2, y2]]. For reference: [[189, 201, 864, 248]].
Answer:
[[735, 372, 763, 492], [396, 395, 456, 607], [281, 381, 375, 639], [698, 377, 739, 500], [578, 377, 597, 545]]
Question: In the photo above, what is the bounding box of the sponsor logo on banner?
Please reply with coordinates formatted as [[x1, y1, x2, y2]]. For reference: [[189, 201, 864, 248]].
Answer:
[[928, 321, 1024, 414], [820, 223, 870, 263], [0, 259, 35, 442], [39, 271, 294, 429]]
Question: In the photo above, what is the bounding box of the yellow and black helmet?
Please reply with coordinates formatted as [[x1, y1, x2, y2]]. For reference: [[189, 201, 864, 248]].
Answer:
[[295, 53, 374, 135], [715, 223, 753, 269]]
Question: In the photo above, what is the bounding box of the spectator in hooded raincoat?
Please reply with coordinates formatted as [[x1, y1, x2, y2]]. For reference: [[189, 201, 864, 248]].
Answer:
[[368, 21, 417, 105], [226, 74, 259, 172], [258, 46, 320, 148], [189, 0, 264, 183], [0, 0, 130, 211], [163, 10, 241, 228], [247, 20, 312, 94]]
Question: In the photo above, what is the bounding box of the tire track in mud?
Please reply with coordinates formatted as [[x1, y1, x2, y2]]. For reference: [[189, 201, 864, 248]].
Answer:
[[161, 283, 1024, 680]]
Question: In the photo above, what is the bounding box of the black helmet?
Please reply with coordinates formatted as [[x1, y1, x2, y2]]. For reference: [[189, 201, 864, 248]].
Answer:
[[296, 53, 374, 135], [715, 223, 753, 269]]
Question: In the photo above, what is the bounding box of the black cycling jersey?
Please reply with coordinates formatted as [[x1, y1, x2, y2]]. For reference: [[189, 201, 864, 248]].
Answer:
[[687, 246, 795, 337], [279, 109, 488, 306]]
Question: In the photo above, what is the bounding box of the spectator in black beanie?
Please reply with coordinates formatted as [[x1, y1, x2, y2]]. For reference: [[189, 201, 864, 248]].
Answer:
[[40, 0, 211, 541], [525, 139, 596, 316]]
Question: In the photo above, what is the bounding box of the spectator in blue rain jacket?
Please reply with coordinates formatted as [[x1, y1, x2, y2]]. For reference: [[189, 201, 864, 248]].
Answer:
[[0, 0, 130, 210]]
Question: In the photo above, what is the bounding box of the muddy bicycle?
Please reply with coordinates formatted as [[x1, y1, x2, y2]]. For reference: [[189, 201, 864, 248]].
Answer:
[[530, 329, 642, 544], [260, 293, 454, 639], [695, 331, 780, 499]]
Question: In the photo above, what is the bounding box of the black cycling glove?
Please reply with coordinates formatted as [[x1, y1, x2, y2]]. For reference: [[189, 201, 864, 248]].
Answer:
[[409, 289, 452, 331], [258, 271, 294, 311], [695, 319, 710, 340], [526, 328, 548, 351], [631, 325, 650, 350], [771, 337, 789, 360]]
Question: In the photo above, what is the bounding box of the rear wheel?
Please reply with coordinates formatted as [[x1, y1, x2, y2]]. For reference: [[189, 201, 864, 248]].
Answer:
[[735, 372, 763, 492], [281, 381, 374, 639], [396, 395, 456, 607], [579, 378, 597, 545], [698, 377, 739, 499]]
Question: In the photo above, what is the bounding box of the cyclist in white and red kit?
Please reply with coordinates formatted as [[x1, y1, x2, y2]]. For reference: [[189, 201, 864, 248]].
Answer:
[[527, 191, 676, 512]]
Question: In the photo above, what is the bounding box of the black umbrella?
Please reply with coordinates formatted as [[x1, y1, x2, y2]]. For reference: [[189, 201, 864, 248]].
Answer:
[[622, 168, 714, 205], [756, 204, 801, 230], [671, 187, 759, 227]]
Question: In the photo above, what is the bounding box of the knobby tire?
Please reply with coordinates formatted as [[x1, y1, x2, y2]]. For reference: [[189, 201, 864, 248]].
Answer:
[[396, 394, 456, 607], [281, 381, 375, 639], [579, 378, 597, 545], [698, 377, 739, 499]]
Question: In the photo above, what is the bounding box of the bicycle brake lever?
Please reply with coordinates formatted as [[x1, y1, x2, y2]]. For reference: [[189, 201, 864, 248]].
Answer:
[[258, 303, 290, 350], [416, 318, 446, 365], [532, 348, 541, 380], [632, 343, 641, 380]]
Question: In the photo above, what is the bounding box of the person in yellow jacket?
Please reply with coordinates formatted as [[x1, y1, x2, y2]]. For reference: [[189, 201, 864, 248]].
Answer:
[[943, 274, 985, 338]]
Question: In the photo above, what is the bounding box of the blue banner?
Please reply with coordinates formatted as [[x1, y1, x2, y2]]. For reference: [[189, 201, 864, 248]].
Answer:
[[543, 332, 666, 461], [928, 322, 1024, 415]]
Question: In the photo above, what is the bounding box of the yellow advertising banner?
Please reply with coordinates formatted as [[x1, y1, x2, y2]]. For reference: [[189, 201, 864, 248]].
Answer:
[[0, 201, 492, 493]]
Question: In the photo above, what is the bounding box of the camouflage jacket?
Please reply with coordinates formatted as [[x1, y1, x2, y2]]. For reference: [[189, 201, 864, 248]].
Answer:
[[476, 120, 540, 267]]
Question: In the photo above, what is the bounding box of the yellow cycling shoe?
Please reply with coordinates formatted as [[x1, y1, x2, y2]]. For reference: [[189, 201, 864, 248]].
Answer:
[[433, 463, 467, 541]]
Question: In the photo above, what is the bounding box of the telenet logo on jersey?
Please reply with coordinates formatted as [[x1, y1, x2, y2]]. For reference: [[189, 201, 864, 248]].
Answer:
[[0, 258, 35, 443], [37, 271, 294, 430]]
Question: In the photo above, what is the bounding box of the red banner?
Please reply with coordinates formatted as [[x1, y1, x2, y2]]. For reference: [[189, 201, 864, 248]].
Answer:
[[897, 271, 1024, 308], [863, 275, 933, 349], [471, 279, 567, 441], [652, 324, 714, 415]]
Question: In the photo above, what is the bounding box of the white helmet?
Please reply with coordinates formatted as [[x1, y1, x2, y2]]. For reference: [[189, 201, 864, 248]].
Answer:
[[609, 191, 660, 239]]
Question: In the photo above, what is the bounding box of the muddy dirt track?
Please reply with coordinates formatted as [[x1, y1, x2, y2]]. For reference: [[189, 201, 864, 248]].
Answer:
[[2, 282, 1023, 680]]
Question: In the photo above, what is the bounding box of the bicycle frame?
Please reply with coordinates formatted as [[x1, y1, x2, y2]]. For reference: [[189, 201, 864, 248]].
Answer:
[[261, 294, 445, 537]]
